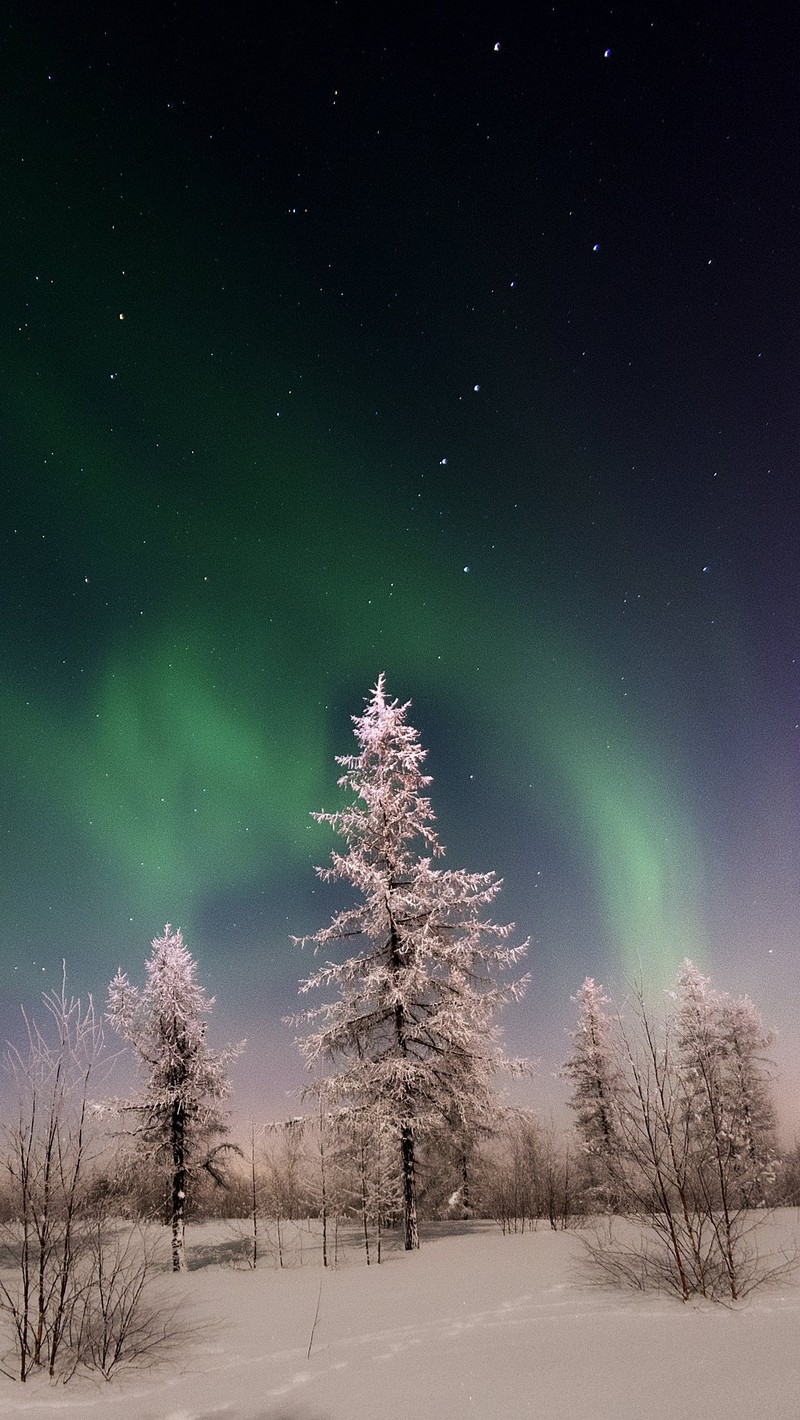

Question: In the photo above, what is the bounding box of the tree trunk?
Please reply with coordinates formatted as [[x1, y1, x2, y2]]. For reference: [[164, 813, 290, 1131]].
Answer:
[[320, 1138, 328, 1270], [461, 1146, 470, 1215], [171, 1100, 187, 1273], [400, 1123, 419, 1250], [359, 1135, 371, 1264], [389, 910, 419, 1252], [250, 1123, 259, 1270]]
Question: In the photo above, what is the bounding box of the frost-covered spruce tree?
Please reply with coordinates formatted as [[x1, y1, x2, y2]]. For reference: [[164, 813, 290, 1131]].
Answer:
[[673, 960, 776, 1212], [563, 978, 624, 1209], [717, 992, 778, 1204], [293, 676, 528, 1250], [107, 926, 242, 1272]]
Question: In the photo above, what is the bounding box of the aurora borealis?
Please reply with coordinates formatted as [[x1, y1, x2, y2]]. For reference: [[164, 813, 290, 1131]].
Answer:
[[2, 3, 798, 1126]]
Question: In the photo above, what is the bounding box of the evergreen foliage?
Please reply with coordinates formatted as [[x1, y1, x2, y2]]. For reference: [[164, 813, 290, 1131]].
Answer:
[[107, 926, 242, 1271], [562, 978, 624, 1207], [672, 960, 777, 1209], [564, 961, 781, 1300], [292, 676, 528, 1249]]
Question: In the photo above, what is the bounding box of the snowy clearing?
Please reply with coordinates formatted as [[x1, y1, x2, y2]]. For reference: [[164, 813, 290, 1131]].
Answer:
[[2, 1215, 800, 1420]]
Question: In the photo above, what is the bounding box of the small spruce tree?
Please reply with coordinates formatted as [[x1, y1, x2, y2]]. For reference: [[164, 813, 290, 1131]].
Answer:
[[563, 977, 625, 1208], [673, 959, 777, 1211], [107, 925, 242, 1272]]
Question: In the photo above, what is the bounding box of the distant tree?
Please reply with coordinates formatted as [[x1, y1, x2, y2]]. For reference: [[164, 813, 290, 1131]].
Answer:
[[673, 960, 777, 1214], [107, 926, 242, 1272], [774, 1139, 800, 1206], [717, 992, 778, 1204], [562, 978, 625, 1208], [292, 676, 528, 1249], [262, 1117, 311, 1223], [567, 963, 783, 1301]]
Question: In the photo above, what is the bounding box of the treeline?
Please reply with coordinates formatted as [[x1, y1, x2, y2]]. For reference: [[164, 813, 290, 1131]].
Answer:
[[0, 678, 795, 1381], [0, 951, 795, 1382]]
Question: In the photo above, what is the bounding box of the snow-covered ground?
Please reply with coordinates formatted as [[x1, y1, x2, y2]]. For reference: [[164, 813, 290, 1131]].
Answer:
[[3, 1214, 800, 1420]]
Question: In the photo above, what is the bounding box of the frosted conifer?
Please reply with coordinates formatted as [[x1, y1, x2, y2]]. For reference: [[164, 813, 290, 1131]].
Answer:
[[563, 978, 624, 1207], [107, 925, 242, 1272], [673, 959, 776, 1208], [293, 676, 528, 1250]]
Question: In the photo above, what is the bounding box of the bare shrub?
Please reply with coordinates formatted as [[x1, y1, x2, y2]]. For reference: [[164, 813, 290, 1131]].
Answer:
[[0, 973, 103, 1380], [581, 1211, 797, 1302], [0, 973, 176, 1383], [565, 967, 789, 1301], [67, 1214, 174, 1378]]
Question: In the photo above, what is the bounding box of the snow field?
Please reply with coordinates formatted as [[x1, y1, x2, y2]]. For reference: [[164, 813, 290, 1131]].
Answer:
[[2, 1217, 800, 1420]]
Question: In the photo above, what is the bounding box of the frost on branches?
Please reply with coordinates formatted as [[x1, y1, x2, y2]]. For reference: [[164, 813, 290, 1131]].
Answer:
[[292, 676, 529, 1250], [107, 926, 242, 1272], [672, 959, 777, 1210], [562, 978, 624, 1209], [564, 961, 780, 1300]]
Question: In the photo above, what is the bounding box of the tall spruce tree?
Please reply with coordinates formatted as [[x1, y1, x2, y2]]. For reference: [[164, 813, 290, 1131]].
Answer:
[[293, 676, 528, 1249], [107, 926, 242, 1271]]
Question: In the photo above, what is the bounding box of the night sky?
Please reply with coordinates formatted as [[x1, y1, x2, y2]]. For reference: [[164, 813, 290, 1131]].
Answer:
[[2, 2, 798, 1129]]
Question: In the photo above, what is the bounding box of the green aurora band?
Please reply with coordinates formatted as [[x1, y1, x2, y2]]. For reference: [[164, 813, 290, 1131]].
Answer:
[[0, 220, 707, 986], [2, 406, 706, 984]]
